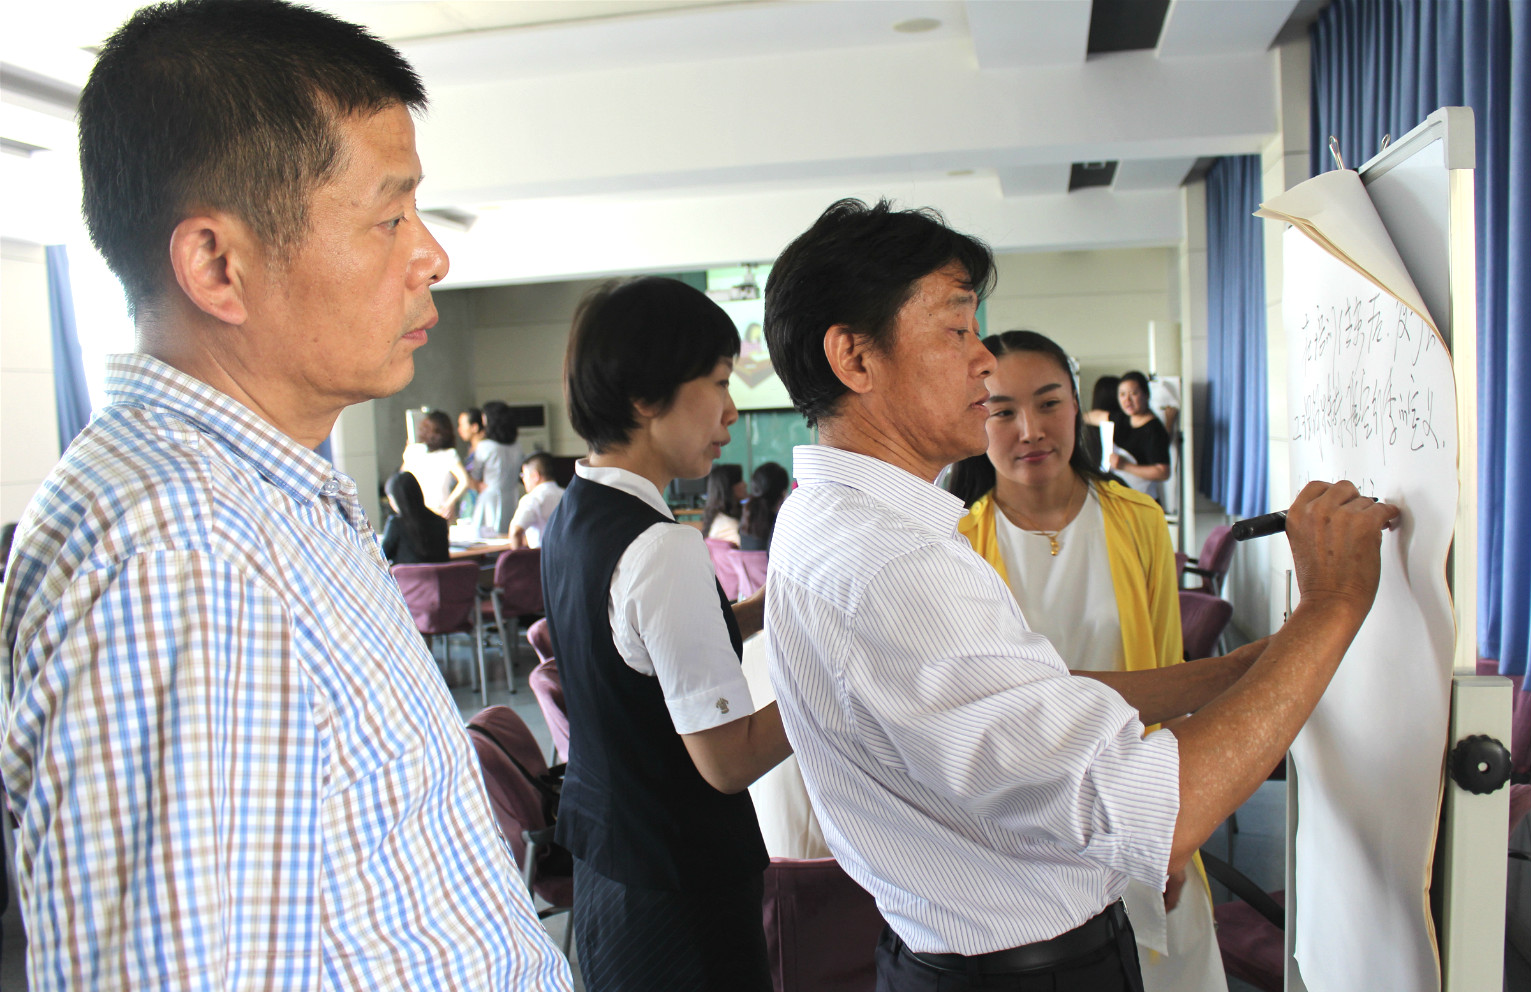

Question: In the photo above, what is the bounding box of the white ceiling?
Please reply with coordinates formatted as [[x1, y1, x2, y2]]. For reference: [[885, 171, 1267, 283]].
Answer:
[[1, 0, 1303, 286]]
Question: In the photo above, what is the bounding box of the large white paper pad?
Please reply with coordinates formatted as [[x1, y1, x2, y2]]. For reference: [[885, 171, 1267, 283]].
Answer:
[[1284, 228, 1456, 992]]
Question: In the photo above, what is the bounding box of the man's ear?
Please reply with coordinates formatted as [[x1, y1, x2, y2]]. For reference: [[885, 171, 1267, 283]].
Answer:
[[167, 213, 254, 326], [823, 323, 876, 396]]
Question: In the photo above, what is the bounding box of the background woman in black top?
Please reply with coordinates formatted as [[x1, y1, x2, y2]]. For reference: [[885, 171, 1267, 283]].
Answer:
[[1107, 371, 1171, 504], [381, 471, 450, 564]]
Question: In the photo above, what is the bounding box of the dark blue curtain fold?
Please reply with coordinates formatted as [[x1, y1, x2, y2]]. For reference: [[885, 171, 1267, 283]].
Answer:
[[1199, 154, 1268, 520], [1311, 0, 1529, 676], [46, 245, 91, 454]]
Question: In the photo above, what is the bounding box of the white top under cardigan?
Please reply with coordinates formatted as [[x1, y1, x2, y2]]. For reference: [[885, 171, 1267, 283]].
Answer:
[[992, 485, 1125, 673]]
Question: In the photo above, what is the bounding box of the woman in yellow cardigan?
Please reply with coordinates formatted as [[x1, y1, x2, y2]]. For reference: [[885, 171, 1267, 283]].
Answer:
[[948, 330, 1226, 992]]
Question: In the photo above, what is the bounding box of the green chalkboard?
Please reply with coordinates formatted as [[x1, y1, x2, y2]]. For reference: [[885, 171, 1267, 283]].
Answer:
[[717, 409, 816, 481]]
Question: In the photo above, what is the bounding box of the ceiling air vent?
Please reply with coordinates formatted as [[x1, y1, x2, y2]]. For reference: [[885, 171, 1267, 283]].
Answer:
[[1068, 161, 1118, 192]]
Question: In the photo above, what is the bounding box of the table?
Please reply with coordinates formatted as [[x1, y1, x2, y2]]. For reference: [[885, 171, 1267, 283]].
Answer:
[[449, 538, 516, 561]]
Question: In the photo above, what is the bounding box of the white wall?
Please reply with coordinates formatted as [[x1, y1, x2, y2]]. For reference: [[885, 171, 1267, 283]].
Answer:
[[1, 238, 60, 525], [468, 279, 604, 457], [985, 246, 1178, 392], [439, 247, 1180, 469]]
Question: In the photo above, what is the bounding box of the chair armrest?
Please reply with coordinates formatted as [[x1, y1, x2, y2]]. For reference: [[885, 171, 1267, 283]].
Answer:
[[521, 826, 557, 889], [1199, 848, 1284, 928]]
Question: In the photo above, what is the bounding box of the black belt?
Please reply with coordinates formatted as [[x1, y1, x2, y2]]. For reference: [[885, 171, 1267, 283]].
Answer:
[[907, 901, 1130, 976]]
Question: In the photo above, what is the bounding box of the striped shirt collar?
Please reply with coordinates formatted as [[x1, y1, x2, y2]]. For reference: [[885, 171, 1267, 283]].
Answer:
[[105, 352, 350, 507], [791, 444, 967, 539]]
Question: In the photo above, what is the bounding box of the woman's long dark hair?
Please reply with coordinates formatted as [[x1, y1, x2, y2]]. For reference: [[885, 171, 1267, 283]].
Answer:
[[481, 400, 520, 445], [700, 463, 743, 536], [386, 471, 435, 552], [946, 330, 1112, 508], [739, 462, 790, 545]]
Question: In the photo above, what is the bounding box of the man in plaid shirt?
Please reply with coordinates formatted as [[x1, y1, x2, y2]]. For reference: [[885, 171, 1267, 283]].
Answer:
[[0, 2, 571, 988]]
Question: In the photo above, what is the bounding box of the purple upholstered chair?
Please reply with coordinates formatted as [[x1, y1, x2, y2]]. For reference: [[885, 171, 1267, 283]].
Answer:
[[706, 537, 741, 600], [526, 618, 569, 764], [762, 857, 884, 992], [1180, 590, 1234, 660], [485, 548, 544, 695], [729, 549, 770, 600], [1182, 524, 1236, 596], [393, 560, 487, 696], [466, 705, 573, 953]]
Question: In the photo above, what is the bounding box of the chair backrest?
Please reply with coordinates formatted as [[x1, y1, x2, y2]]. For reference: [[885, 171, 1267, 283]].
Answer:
[[493, 548, 544, 615], [526, 620, 570, 763], [1180, 590, 1234, 660], [729, 549, 769, 599], [706, 538, 741, 600], [392, 561, 481, 636], [1199, 524, 1236, 581], [465, 706, 549, 863], [762, 857, 883, 992], [528, 617, 554, 665]]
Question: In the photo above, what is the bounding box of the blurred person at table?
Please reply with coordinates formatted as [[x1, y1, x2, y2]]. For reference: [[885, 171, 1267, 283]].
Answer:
[[458, 405, 485, 471], [947, 330, 1226, 992], [402, 409, 471, 519], [737, 461, 790, 552], [381, 471, 451, 564], [508, 451, 563, 550], [700, 462, 745, 545], [540, 276, 791, 991], [468, 399, 524, 535]]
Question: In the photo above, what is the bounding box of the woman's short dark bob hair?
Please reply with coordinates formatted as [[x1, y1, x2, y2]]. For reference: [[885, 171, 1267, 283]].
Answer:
[[765, 198, 995, 427], [566, 276, 741, 453]]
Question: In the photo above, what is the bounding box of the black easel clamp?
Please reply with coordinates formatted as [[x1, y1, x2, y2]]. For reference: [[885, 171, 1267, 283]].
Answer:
[[1448, 734, 1512, 794]]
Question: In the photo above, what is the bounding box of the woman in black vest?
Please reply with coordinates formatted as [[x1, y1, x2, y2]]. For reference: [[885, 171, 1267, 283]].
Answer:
[[541, 276, 792, 992]]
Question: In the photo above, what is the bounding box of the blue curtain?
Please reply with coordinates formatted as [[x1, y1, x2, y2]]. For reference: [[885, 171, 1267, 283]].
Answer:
[[1312, 0, 1529, 676], [46, 245, 91, 454], [1199, 154, 1268, 520]]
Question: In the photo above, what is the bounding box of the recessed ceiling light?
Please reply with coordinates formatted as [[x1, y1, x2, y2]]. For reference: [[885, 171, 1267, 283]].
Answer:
[[893, 17, 941, 34]]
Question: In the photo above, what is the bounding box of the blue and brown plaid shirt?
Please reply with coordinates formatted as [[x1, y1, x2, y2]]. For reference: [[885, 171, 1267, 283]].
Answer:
[[1, 353, 571, 991]]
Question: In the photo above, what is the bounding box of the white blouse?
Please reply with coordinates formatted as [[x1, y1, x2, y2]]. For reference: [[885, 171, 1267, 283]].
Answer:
[[575, 461, 755, 735], [992, 485, 1125, 673]]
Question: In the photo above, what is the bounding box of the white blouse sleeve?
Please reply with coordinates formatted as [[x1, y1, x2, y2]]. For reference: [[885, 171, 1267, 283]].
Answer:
[[608, 522, 756, 734]]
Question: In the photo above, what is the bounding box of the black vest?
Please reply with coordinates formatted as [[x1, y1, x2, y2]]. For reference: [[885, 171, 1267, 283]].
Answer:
[[541, 474, 767, 889]]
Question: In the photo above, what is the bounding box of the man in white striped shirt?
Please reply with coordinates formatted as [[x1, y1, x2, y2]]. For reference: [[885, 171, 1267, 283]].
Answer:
[[761, 199, 1398, 991], [0, 2, 570, 989]]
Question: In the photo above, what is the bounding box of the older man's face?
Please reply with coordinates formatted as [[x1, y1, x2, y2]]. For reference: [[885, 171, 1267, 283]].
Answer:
[[863, 263, 995, 479], [237, 103, 448, 413]]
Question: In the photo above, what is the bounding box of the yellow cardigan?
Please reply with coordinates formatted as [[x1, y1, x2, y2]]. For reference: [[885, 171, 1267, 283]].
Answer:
[[957, 480, 1183, 672]]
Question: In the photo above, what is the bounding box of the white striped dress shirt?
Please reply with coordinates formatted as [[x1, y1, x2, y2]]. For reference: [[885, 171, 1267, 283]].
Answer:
[[1, 354, 571, 991], [766, 445, 1180, 956]]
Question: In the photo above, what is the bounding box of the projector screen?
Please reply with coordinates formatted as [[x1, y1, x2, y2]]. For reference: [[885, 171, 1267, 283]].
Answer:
[[710, 265, 794, 412]]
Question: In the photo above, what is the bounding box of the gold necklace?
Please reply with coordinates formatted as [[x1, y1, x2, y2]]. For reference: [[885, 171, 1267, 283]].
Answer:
[[994, 476, 1080, 558]]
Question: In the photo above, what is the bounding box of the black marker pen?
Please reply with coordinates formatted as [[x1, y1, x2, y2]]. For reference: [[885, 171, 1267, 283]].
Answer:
[[1230, 497, 1384, 541]]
